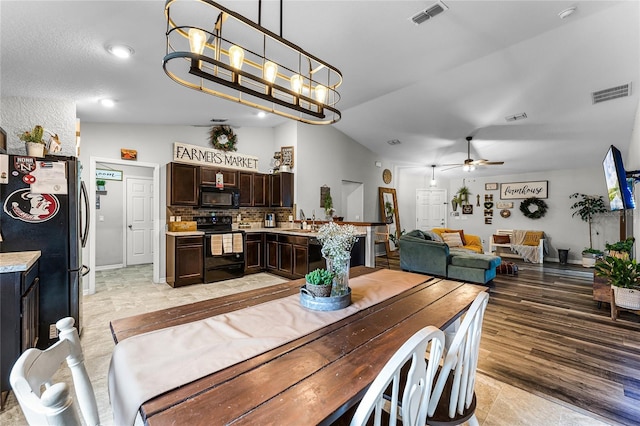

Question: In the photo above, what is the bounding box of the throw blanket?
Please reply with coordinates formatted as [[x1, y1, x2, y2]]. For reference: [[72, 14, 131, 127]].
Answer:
[[108, 269, 428, 425], [511, 230, 546, 263]]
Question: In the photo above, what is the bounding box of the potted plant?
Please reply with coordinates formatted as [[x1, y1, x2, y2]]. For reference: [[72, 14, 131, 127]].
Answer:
[[605, 237, 635, 260], [456, 185, 471, 205], [569, 193, 607, 267], [304, 268, 334, 297], [595, 256, 640, 310], [96, 179, 106, 191], [18, 125, 46, 157]]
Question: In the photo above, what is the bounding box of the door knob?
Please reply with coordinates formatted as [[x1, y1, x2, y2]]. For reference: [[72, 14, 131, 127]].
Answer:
[[128, 225, 132, 229]]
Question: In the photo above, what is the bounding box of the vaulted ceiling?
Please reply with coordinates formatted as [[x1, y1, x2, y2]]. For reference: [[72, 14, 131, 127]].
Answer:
[[1, 1, 638, 178]]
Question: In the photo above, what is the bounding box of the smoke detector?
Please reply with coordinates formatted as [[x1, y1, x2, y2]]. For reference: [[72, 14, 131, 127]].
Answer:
[[410, 1, 449, 25]]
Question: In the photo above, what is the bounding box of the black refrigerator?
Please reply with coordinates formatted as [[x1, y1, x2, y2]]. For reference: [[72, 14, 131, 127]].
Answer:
[[0, 154, 89, 349]]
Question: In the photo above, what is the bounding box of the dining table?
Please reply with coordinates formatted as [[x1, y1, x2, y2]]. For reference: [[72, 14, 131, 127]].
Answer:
[[109, 266, 487, 426]]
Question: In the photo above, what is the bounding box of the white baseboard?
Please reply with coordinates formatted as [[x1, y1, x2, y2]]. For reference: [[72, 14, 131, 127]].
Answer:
[[94, 263, 124, 271]]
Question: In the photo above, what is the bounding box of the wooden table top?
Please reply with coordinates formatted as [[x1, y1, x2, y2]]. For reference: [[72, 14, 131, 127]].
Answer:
[[110, 267, 487, 425]]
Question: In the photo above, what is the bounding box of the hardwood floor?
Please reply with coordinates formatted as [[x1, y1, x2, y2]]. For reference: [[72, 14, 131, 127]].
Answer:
[[378, 252, 640, 425]]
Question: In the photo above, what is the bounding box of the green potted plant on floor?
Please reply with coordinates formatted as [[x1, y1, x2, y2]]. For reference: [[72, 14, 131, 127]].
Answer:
[[595, 256, 640, 310], [569, 193, 607, 267], [304, 268, 334, 297], [384, 200, 394, 223], [96, 179, 106, 191]]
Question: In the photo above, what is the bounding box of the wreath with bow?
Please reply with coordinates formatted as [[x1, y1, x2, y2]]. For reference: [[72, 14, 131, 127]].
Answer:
[[520, 197, 548, 219], [209, 125, 238, 152]]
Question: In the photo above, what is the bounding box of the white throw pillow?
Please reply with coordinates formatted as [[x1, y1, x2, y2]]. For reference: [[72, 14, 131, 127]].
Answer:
[[442, 232, 463, 247]]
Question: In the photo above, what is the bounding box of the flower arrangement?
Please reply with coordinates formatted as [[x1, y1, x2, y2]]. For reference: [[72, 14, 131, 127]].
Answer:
[[18, 125, 46, 144], [317, 222, 359, 264]]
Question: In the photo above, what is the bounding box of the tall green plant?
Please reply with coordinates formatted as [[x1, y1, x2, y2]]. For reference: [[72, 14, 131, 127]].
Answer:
[[569, 193, 607, 250], [595, 256, 640, 289]]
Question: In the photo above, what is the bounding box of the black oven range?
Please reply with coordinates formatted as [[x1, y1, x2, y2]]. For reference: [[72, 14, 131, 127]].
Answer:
[[195, 216, 245, 283]]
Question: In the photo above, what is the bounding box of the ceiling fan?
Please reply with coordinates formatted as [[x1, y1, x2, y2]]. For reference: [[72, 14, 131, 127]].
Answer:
[[442, 136, 504, 171]]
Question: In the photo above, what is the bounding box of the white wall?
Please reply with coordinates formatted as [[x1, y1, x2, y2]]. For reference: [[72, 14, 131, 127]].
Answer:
[[396, 166, 621, 264], [295, 123, 387, 222], [1, 97, 76, 156]]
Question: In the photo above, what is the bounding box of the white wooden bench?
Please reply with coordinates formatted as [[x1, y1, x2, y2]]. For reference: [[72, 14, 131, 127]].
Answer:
[[489, 229, 545, 264]]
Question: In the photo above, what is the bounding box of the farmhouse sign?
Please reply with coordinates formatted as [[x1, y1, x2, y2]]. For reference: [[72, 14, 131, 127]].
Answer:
[[173, 142, 259, 171], [500, 181, 548, 200]]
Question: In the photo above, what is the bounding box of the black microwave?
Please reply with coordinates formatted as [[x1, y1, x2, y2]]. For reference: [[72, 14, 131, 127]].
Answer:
[[200, 186, 240, 209]]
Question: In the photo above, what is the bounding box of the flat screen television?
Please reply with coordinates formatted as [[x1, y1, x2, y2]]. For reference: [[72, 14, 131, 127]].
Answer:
[[602, 145, 635, 210]]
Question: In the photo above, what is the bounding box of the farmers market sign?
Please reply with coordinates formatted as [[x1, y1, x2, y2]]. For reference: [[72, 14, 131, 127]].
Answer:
[[173, 142, 258, 171]]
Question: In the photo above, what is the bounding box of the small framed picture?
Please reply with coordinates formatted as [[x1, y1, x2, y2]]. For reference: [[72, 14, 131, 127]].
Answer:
[[485, 182, 498, 191], [462, 204, 473, 215], [121, 149, 137, 161], [496, 201, 514, 209]]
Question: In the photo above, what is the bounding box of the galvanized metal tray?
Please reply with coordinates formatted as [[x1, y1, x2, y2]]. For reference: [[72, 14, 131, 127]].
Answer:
[[300, 286, 351, 311]]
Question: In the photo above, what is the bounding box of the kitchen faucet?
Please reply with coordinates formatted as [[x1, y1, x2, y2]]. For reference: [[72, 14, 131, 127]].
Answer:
[[311, 210, 316, 230]]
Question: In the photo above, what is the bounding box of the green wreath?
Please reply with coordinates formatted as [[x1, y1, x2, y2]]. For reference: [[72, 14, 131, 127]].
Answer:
[[519, 197, 548, 219], [209, 125, 238, 152]]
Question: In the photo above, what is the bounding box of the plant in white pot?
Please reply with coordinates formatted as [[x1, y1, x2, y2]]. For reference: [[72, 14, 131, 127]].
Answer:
[[569, 193, 607, 267], [595, 256, 640, 311], [18, 125, 47, 157]]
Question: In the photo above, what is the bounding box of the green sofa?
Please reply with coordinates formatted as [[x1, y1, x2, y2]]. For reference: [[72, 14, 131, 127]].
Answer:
[[399, 229, 501, 285]]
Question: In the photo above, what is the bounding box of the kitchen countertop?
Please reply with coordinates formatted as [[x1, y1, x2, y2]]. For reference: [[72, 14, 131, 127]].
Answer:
[[0, 251, 41, 273], [166, 231, 205, 236]]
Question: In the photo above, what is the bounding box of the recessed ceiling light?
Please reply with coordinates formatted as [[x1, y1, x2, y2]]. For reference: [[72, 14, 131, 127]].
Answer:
[[100, 99, 116, 108], [257, 111, 267, 118], [107, 44, 134, 59], [558, 7, 576, 19]]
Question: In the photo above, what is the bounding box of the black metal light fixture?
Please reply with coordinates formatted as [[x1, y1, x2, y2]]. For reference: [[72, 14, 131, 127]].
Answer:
[[430, 165, 437, 187], [163, 0, 342, 125]]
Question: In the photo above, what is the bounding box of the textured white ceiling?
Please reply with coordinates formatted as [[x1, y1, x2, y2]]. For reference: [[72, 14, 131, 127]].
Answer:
[[1, 1, 638, 178]]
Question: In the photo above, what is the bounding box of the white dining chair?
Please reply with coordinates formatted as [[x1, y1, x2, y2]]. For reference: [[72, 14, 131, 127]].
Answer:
[[427, 291, 489, 426], [350, 326, 445, 426], [9, 317, 99, 426]]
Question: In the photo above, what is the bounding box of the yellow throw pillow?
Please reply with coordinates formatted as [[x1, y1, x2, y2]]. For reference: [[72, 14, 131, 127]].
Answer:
[[442, 232, 464, 248], [523, 231, 544, 246]]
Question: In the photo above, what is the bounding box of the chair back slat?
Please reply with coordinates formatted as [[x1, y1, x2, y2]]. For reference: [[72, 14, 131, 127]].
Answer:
[[350, 326, 445, 426], [10, 317, 99, 426]]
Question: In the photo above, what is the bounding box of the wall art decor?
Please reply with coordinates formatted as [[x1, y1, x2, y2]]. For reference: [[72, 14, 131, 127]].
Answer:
[[462, 204, 473, 215], [281, 146, 294, 168], [121, 149, 137, 160], [485, 182, 498, 190], [500, 180, 548, 199], [496, 201, 514, 209]]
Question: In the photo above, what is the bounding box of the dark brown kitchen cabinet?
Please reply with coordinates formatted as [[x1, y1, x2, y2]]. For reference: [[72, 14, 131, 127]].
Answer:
[[293, 244, 309, 278], [245, 233, 264, 274], [166, 235, 204, 287], [201, 167, 238, 187], [270, 172, 294, 207], [266, 234, 278, 270], [239, 172, 269, 207], [1, 259, 39, 409], [167, 162, 199, 206]]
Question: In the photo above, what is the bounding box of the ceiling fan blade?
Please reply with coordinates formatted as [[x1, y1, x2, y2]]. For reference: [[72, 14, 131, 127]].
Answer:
[[480, 161, 505, 165], [440, 165, 462, 172], [440, 163, 464, 167]]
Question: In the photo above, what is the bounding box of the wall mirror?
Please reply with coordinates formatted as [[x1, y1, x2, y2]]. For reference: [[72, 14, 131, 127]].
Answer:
[[378, 187, 401, 254]]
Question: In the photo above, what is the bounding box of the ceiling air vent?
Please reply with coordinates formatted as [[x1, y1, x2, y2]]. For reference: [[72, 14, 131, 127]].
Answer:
[[505, 112, 527, 122], [387, 139, 402, 145], [592, 83, 632, 104], [410, 1, 449, 25]]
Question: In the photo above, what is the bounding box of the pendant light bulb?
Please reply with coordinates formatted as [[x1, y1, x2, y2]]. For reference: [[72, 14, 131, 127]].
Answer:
[[314, 84, 327, 104], [228, 45, 244, 69], [430, 165, 437, 187], [188, 28, 206, 55], [290, 74, 303, 94], [263, 61, 278, 83]]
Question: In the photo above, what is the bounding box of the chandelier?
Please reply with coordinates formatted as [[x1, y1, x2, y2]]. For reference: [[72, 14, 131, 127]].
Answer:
[[163, 0, 342, 125]]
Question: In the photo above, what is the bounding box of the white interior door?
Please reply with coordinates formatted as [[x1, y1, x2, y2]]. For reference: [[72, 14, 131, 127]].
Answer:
[[416, 189, 447, 230], [126, 177, 153, 265]]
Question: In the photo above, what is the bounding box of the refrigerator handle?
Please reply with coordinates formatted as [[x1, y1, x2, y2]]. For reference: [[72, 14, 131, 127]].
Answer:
[[80, 180, 90, 248]]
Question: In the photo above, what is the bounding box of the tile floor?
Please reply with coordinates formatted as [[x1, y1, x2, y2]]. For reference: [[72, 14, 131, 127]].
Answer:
[[0, 265, 617, 425]]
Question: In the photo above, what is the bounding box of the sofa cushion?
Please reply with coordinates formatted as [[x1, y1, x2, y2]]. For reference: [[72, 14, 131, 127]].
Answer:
[[424, 230, 443, 242], [442, 232, 464, 247], [493, 234, 510, 244], [451, 254, 501, 269], [523, 231, 544, 246]]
